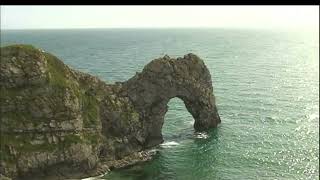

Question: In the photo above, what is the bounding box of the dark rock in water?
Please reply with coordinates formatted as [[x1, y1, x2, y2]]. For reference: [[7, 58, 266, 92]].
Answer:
[[0, 44, 221, 179]]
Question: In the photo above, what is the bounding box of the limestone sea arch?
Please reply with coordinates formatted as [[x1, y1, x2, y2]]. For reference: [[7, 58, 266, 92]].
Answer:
[[122, 54, 221, 147], [0, 44, 220, 179]]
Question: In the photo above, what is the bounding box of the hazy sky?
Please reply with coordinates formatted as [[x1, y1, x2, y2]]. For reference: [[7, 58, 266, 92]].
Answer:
[[1, 6, 319, 30]]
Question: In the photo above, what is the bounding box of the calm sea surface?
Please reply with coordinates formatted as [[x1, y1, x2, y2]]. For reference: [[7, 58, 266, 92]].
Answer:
[[1, 28, 319, 180]]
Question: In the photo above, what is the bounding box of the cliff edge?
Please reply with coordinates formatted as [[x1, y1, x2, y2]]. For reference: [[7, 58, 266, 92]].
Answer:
[[0, 45, 221, 179]]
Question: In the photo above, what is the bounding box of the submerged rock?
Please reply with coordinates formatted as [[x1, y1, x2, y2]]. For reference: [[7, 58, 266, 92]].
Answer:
[[0, 44, 221, 179]]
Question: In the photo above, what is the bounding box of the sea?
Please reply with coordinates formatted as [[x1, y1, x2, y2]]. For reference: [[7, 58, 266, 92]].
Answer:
[[1, 28, 319, 180]]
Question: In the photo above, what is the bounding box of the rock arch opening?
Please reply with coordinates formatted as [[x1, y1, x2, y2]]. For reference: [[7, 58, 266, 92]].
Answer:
[[162, 97, 194, 141]]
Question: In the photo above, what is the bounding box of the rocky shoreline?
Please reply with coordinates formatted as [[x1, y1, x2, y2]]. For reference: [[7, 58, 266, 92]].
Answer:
[[0, 44, 220, 179], [16, 149, 156, 180]]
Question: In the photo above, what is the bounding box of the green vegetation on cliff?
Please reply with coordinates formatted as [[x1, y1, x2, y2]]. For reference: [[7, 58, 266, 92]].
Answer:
[[45, 52, 69, 88], [0, 45, 105, 178]]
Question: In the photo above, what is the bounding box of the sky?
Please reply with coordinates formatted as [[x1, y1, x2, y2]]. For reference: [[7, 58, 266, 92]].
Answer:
[[0, 6, 319, 30]]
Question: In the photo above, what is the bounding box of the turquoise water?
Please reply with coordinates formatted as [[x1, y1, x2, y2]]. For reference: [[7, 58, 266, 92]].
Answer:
[[1, 28, 319, 179]]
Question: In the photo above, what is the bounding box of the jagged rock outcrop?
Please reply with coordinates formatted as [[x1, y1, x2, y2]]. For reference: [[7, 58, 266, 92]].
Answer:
[[0, 45, 220, 179]]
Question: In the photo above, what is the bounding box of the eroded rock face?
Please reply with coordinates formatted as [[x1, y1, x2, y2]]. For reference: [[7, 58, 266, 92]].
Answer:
[[0, 45, 220, 179]]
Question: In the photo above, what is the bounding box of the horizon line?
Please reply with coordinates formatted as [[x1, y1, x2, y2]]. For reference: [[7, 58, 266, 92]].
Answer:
[[1, 26, 319, 31]]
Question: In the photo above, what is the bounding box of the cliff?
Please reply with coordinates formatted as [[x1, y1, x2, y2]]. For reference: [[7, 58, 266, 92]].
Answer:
[[0, 44, 221, 179]]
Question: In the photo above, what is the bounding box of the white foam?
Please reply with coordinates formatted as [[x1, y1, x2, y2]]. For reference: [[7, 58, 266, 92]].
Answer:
[[82, 174, 104, 180], [82, 177, 98, 180], [81, 171, 108, 180], [148, 149, 158, 153], [160, 141, 180, 148], [194, 132, 209, 139], [148, 148, 160, 155]]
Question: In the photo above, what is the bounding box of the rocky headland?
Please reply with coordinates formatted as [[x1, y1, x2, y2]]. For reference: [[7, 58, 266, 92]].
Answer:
[[0, 44, 221, 179]]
